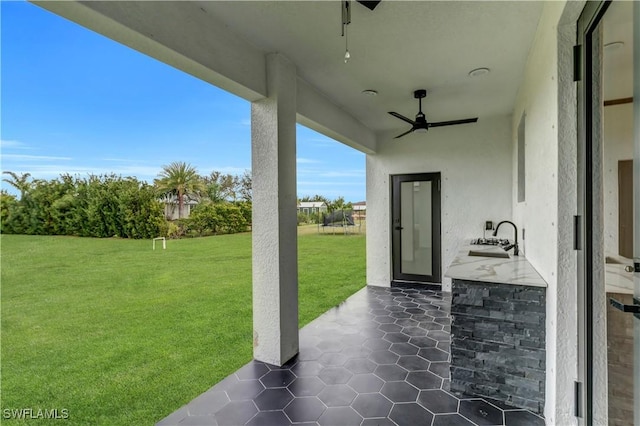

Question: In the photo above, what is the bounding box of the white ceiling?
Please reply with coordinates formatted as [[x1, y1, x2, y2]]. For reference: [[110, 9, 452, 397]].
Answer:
[[199, 1, 544, 134]]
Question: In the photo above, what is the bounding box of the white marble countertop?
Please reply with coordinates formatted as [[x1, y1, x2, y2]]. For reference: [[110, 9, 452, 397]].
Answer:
[[444, 244, 547, 288]]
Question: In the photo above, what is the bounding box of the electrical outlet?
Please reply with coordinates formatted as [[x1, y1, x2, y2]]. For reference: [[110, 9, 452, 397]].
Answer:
[[485, 221, 493, 231]]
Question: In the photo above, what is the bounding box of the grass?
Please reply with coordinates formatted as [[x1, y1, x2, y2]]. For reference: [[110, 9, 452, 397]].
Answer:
[[0, 231, 365, 425]]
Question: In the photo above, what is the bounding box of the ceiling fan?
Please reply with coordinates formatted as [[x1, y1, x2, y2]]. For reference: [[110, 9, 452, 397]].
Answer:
[[388, 90, 478, 139]]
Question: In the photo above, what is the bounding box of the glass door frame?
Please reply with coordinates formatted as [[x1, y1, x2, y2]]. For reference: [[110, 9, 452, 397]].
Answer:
[[391, 172, 442, 285]]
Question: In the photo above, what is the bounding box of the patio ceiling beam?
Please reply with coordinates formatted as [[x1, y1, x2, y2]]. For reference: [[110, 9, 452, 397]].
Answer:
[[297, 79, 377, 154], [32, 0, 267, 101]]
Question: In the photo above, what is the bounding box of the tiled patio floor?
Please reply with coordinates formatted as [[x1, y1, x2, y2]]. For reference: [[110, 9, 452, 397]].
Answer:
[[157, 286, 545, 426]]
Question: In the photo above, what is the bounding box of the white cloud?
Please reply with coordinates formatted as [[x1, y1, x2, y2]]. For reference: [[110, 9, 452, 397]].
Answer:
[[297, 157, 321, 164], [2, 154, 72, 161], [0, 140, 32, 150]]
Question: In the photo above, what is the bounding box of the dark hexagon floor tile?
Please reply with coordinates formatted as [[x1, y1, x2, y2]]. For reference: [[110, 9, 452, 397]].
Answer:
[[389, 342, 420, 356], [430, 310, 449, 318], [380, 381, 419, 403], [227, 380, 265, 401], [432, 413, 476, 426], [235, 362, 270, 381], [341, 345, 372, 359], [291, 360, 324, 377], [316, 339, 345, 353], [409, 336, 438, 348], [318, 366, 352, 385], [390, 311, 412, 319], [407, 370, 443, 390], [427, 330, 451, 341], [383, 332, 411, 343], [283, 397, 326, 423], [363, 338, 391, 351], [395, 318, 419, 328], [370, 308, 389, 316], [212, 400, 257, 426], [389, 402, 433, 426], [403, 326, 428, 337], [261, 370, 295, 388], [419, 321, 444, 331], [287, 377, 325, 397], [339, 333, 367, 345], [317, 406, 363, 426], [344, 357, 377, 374], [369, 350, 400, 365], [347, 374, 384, 393], [351, 393, 393, 418], [361, 417, 396, 426], [418, 389, 459, 413], [246, 410, 292, 426], [298, 347, 323, 361], [317, 384, 357, 407], [405, 307, 427, 315], [429, 362, 450, 379], [435, 317, 451, 325], [374, 364, 408, 381], [373, 315, 396, 324], [418, 347, 450, 362], [318, 352, 348, 366], [437, 341, 451, 353], [254, 387, 294, 410], [397, 355, 431, 371], [459, 399, 505, 426], [187, 391, 230, 416], [504, 410, 545, 426], [378, 323, 403, 333], [360, 328, 385, 339]]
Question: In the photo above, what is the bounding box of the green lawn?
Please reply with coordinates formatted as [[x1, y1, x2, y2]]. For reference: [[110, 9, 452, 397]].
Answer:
[[0, 232, 365, 425]]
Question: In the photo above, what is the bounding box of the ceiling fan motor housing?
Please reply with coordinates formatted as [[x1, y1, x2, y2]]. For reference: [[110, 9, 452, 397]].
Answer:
[[414, 89, 427, 99]]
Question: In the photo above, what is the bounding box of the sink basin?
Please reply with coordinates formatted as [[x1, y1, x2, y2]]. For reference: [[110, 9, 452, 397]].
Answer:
[[468, 250, 510, 259]]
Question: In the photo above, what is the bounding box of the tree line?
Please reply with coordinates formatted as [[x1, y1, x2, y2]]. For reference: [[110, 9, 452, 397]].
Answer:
[[0, 162, 252, 239], [0, 161, 358, 238]]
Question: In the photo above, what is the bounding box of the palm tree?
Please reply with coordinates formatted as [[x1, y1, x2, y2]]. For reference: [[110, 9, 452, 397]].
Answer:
[[155, 162, 202, 219], [2, 171, 32, 199]]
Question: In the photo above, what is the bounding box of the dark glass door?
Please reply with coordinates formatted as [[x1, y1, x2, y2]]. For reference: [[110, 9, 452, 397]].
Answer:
[[391, 173, 441, 285]]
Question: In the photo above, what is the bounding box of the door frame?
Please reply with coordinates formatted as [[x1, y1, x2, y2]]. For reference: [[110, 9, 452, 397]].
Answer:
[[390, 172, 441, 286]]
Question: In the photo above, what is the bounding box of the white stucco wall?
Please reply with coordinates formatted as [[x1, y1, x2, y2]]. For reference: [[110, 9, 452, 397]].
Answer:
[[603, 103, 634, 256], [366, 115, 513, 291]]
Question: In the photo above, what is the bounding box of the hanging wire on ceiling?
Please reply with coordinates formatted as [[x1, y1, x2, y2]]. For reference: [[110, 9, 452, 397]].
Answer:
[[341, 0, 351, 63]]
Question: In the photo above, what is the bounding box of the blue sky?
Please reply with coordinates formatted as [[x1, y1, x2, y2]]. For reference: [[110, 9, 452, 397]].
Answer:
[[0, 1, 365, 201]]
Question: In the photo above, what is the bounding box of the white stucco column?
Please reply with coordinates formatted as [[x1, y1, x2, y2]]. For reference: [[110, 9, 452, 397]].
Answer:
[[251, 53, 298, 366]]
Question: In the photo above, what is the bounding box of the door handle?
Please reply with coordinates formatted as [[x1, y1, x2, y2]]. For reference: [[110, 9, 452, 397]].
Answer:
[[395, 226, 403, 230], [625, 265, 634, 273]]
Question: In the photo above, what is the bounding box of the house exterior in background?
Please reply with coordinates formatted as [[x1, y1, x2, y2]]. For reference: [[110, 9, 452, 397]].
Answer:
[[30, 1, 639, 424], [162, 197, 198, 220], [297, 201, 327, 215], [352, 201, 366, 220]]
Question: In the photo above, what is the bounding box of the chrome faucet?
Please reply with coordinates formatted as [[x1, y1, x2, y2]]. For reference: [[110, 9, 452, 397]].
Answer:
[[493, 220, 519, 256]]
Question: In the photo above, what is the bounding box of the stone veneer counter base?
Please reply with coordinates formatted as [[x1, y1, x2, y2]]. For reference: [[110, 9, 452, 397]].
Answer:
[[445, 246, 547, 414]]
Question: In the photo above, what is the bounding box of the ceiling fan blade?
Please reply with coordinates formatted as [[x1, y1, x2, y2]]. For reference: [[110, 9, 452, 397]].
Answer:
[[394, 128, 416, 139], [428, 117, 478, 128], [388, 112, 416, 126]]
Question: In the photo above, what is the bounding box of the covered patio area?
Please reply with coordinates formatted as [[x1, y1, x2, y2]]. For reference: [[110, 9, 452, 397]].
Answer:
[[158, 286, 544, 426]]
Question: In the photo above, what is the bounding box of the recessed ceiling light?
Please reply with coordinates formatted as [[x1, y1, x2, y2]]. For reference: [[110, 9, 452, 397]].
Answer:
[[468, 67, 490, 78], [604, 41, 624, 51], [362, 89, 378, 96]]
